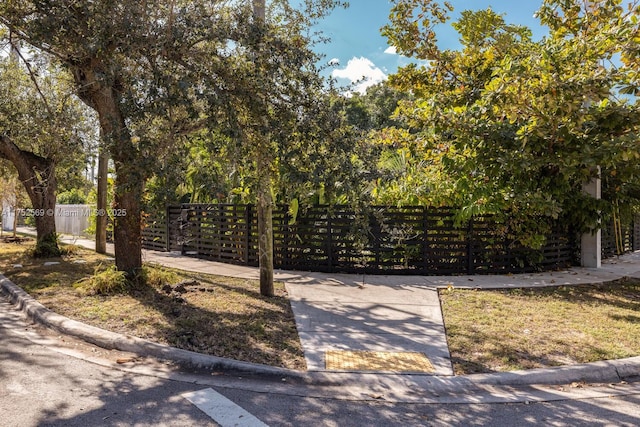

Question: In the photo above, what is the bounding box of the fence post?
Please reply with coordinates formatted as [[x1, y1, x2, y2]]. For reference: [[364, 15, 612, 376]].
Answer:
[[327, 210, 333, 269], [422, 206, 429, 274], [165, 205, 171, 252], [581, 171, 601, 268], [244, 205, 251, 265], [467, 217, 474, 275]]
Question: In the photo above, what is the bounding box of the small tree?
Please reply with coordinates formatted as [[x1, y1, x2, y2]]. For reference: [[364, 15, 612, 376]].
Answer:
[[0, 56, 91, 255], [203, 0, 348, 296]]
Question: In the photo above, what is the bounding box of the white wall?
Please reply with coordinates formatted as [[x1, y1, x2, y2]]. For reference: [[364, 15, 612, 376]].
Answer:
[[1, 201, 15, 232], [54, 205, 93, 237], [1, 204, 94, 236]]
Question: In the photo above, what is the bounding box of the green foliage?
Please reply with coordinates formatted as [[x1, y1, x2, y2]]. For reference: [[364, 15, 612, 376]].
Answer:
[[378, 0, 640, 247], [75, 264, 180, 296], [134, 266, 180, 289], [132, 1, 363, 212], [372, 148, 431, 206], [0, 56, 94, 166], [59, 244, 81, 256], [1, 1, 254, 273], [57, 188, 88, 205], [1, 1, 362, 284], [76, 265, 128, 296], [342, 82, 411, 131], [0, 43, 95, 258]]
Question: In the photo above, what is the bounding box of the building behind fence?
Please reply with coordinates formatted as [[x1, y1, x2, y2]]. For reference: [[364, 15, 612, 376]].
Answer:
[[140, 204, 638, 275], [54, 205, 92, 237], [1, 204, 92, 237]]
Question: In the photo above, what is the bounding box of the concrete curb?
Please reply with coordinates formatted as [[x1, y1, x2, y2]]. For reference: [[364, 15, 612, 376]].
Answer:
[[0, 274, 311, 382], [462, 357, 640, 386], [2, 273, 640, 389]]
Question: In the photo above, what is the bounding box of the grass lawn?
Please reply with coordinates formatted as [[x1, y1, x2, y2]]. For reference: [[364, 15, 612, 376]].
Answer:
[[440, 281, 640, 375], [0, 237, 305, 370]]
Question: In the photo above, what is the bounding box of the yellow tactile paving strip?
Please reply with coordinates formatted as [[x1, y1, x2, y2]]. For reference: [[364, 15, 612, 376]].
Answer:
[[325, 350, 435, 373]]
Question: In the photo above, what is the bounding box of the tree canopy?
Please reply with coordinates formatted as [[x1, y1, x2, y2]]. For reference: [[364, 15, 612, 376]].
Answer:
[[0, 0, 352, 283], [378, 0, 640, 246], [0, 50, 94, 255]]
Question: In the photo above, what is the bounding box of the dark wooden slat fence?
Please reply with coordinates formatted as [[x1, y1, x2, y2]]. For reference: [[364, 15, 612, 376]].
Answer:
[[601, 218, 638, 258], [141, 204, 588, 275]]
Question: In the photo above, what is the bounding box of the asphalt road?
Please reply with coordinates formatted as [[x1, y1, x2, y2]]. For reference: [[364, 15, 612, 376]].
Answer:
[[2, 297, 640, 427], [219, 386, 640, 426], [0, 300, 218, 427]]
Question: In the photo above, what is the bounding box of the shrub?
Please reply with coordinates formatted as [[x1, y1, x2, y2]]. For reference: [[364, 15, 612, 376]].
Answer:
[[134, 266, 180, 288], [76, 265, 128, 295], [57, 189, 88, 205]]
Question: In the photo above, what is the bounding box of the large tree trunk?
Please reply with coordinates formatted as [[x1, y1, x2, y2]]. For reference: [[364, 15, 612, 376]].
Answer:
[[72, 65, 143, 276], [33, 173, 57, 247], [0, 134, 60, 256], [111, 160, 143, 275]]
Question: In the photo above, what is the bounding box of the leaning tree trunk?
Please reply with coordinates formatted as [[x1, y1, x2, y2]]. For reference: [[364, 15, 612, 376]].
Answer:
[[0, 134, 60, 256], [33, 172, 58, 250], [72, 65, 143, 276]]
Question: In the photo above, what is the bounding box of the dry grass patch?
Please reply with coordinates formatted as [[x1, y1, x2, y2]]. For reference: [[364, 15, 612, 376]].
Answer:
[[440, 281, 640, 374], [0, 239, 305, 370]]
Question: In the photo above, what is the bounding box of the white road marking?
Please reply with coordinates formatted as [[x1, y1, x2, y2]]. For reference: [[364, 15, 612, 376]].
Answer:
[[182, 388, 269, 427]]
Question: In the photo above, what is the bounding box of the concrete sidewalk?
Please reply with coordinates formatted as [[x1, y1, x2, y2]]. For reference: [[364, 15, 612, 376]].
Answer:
[[8, 227, 640, 380], [32, 232, 453, 375], [143, 247, 640, 376]]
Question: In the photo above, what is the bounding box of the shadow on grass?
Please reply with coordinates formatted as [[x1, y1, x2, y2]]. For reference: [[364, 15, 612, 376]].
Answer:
[[500, 280, 640, 312], [123, 276, 305, 370], [446, 327, 617, 375], [609, 313, 640, 323], [442, 279, 640, 375]]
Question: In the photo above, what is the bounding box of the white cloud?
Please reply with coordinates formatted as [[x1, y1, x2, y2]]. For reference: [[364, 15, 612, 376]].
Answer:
[[328, 57, 340, 66], [331, 56, 387, 94], [384, 46, 397, 55]]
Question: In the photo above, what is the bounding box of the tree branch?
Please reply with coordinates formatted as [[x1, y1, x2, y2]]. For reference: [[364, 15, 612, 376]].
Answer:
[[0, 134, 50, 169], [9, 39, 55, 118]]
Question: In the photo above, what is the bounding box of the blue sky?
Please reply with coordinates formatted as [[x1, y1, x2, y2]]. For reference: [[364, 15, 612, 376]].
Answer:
[[313, 1, 549, 93]]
